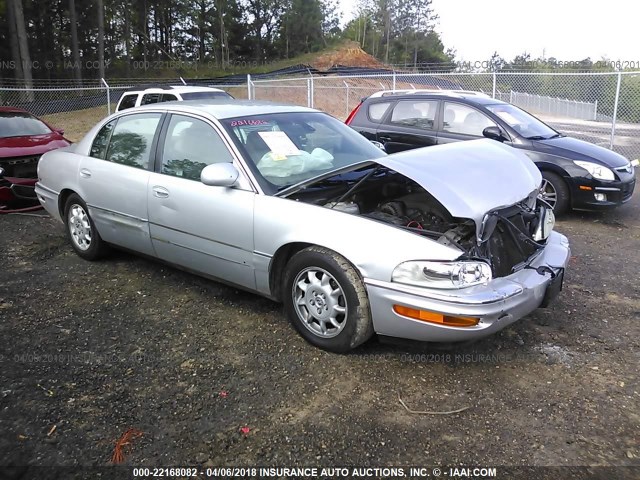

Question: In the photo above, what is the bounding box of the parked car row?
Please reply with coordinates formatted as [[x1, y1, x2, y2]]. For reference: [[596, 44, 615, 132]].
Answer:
[[346, 89, 636, 214], [3, 87, 636, 351]]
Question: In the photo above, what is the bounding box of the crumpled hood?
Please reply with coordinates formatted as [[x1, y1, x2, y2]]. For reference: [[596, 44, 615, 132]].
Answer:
[[375, 139, 542, 229]]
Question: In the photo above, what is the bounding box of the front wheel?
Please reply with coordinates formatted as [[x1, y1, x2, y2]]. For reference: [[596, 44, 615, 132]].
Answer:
[[283, 246, 373, 352], [540, 171, 570, 214], [64, 194, 109, 260]]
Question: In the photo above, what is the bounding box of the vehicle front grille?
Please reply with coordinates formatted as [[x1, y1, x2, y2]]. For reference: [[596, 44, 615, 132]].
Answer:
[[0, 155, 40, 177], [484, 208, 541, 278]]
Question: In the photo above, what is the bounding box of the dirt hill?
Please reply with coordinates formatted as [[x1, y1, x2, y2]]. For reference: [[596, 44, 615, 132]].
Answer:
[[311, 41, 386, 70]]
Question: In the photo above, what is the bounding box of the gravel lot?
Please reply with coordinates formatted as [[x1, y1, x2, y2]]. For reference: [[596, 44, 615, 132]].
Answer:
[[1, 191, 639, 474]]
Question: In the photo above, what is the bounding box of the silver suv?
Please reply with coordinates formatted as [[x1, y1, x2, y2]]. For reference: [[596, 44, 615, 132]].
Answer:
[[115, 85, 234, 112]]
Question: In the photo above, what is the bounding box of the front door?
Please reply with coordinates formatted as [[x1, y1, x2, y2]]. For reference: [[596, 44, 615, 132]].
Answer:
[[147, 113, 256, 290], [437, 101, 498, 145]]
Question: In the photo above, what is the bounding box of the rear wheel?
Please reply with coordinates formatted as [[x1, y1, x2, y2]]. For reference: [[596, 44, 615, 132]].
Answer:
[[540, 171, 570, 214], [64, 194, 109, 260], [283, 246, 373, 352]]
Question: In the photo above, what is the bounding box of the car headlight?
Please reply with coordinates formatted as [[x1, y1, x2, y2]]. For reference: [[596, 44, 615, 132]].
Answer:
[[573, 160, 615, 181], [392, 261, 492, 289]]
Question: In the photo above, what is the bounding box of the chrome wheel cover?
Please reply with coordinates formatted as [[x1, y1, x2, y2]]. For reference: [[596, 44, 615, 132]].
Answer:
[[540, 179, 557, 209], [292, 267, 348, 338], [68, 204, 92, 251]]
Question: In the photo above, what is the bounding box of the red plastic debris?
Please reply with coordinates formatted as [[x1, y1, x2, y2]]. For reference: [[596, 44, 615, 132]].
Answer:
[[240, 426, 250, 435]]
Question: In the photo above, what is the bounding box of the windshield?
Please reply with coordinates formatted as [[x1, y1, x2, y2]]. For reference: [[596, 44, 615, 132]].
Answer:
[[0, 112, 52, 138], [221, 112, 386, 194], [181, 91, 233, 100], [486, 103, 559, 140]]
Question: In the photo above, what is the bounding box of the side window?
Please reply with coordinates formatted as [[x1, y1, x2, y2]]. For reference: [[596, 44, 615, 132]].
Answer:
[[368, 102, 392, 122], [105, 113, 162, 170], [90, 120, 116, 159], [390, 100, 438, 130], [141, 93, 161, 105], [442, 102, 496, 137], [160, 94, 178, 102], [161, 115, 234, 181], [117, 94, 137, 111]]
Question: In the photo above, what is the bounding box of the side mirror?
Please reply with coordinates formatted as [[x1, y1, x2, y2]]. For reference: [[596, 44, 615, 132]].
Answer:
[[483, 126, 506, 142], [370, 140, 386, 152], [201, 163, 239, 187], [55, 128, 65, 136]]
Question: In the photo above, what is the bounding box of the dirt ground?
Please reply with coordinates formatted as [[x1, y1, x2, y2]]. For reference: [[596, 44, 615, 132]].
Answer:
[[0, 190, 639, 475]]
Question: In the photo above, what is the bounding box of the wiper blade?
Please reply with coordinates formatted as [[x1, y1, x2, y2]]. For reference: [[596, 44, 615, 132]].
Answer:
[[526, 135, 547, 140], [547, 133, 562, 139]]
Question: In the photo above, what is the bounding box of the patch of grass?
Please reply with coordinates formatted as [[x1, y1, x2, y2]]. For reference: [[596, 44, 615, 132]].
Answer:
[[42, 105, 112, 142]]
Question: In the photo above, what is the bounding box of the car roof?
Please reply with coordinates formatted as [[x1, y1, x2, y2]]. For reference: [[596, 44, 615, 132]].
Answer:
[[126, 99, 318, 119], [367, 89, 505, 106], [122, 85, 227, 94]]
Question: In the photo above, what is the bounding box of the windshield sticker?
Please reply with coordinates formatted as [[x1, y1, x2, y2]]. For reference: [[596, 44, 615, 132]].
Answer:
[[229, 119, 269, 127], [494, 111, 522, 125], [258, 131, 300, 157]]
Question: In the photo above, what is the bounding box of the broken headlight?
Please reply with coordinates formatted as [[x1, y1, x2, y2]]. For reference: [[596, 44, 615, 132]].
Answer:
[[532, 206, 555, 241], [392, 260, 492, 289]]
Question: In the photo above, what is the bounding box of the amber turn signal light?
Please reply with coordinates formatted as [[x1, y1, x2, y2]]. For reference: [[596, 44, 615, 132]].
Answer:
[[393, 305, 479, 327]]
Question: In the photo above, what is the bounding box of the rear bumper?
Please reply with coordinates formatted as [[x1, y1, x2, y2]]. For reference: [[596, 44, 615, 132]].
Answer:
[[364, 231, 570, 343], [34, 182, 62, 221]]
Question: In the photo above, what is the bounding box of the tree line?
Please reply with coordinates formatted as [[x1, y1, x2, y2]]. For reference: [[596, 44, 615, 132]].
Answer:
[[0, 0, 455, 84]]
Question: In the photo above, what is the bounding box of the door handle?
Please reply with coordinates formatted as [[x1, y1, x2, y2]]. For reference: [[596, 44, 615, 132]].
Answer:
[[79, 168, 92, 178], [152, 186, 170, 198]]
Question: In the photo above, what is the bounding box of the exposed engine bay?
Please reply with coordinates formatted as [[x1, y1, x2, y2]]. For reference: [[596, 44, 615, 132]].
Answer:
[[286, 166, 552, 278]]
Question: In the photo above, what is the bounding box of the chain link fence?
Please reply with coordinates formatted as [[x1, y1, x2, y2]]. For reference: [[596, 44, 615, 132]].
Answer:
[[2, 71, 639, 161], [250, 71, 640, 161], [0, 78, 245, 142]]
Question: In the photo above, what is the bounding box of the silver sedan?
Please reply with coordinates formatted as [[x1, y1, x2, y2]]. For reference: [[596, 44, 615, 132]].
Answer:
[[35, 101, 570, 352]]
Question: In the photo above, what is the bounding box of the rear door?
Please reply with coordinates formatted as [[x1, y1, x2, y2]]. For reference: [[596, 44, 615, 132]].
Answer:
[[376, 99, 439, 154], [348, 99, 393, 141], [78, 111, 164, 255], [437, 101, 498, 145]]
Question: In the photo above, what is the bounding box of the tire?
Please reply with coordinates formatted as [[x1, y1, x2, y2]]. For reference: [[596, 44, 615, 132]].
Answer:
[[64, 194, 109, 260], [283, 246, 374, 353], [540, 171, 570, 215]]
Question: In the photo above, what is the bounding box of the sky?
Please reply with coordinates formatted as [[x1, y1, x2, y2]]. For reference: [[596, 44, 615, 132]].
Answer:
[[339, 0, 638, 64]]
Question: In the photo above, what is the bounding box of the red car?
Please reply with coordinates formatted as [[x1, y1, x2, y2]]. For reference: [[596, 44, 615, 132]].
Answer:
[[0, 107, 70, 211]]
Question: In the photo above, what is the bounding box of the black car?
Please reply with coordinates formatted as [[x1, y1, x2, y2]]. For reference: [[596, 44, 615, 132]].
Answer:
[[346, 90, 636, 213]]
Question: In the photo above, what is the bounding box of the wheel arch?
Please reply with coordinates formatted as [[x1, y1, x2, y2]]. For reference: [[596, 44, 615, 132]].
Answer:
[[268, 242, 366, 302], [58, 188, 78, 219]]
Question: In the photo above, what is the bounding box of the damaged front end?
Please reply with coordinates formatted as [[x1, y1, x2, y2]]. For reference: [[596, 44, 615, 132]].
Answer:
[[284, 163, 555, 282], [0, 157, 41, 213]]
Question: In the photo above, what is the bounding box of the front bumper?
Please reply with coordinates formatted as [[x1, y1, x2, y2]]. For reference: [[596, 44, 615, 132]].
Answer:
[[0, 176, 38, 204], [569, 176, 635, 210], [364, 231, 571, 343]]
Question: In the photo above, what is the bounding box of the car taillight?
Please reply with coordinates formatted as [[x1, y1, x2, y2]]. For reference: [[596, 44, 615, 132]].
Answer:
[[345, 102, 363, 125]]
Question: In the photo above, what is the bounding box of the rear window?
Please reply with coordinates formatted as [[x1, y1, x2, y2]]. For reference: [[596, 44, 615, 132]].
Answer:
[[180, 91, 233, 100], [0, 112, 52, 138], [117, 94, 138, 111]]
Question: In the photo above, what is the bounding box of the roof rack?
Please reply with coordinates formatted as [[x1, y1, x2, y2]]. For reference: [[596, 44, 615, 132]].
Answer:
[[122, 84, 179, 93], [369, 89, 491, 99]]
